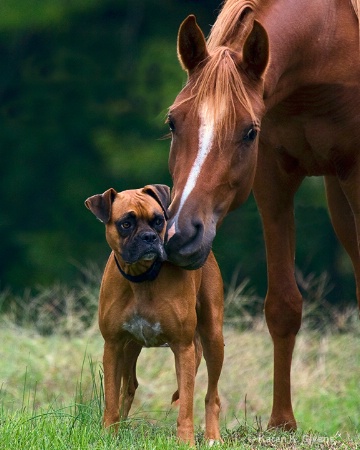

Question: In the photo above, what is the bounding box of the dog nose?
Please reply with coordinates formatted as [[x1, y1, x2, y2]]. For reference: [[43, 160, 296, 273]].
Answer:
[[140, 231, 158, 243]]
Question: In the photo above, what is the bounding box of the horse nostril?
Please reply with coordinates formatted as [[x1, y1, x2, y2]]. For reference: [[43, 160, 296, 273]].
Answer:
[[191, 220, 204, 242], [165, 216, 215, 269], [173, 219, 205, 257], [141, 231, 157, 243]]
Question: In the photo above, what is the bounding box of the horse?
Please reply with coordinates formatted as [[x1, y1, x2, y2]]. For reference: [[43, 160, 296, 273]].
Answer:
[[165, 0, 360, 430]]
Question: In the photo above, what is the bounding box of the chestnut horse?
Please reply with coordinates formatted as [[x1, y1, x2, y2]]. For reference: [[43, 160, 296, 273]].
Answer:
[[165, 0, 360, 430]]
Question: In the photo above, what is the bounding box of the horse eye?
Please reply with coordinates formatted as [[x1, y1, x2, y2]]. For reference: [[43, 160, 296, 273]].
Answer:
[[167, 116, 175, 132], [243, 127, 258, 142]]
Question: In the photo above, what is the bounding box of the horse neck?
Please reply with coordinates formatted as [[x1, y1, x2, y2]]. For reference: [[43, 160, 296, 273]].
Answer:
[[258, 0, 359, 109]]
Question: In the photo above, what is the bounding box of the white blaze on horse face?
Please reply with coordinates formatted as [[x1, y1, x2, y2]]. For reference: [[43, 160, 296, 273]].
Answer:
[[170, 103, 217, 235]]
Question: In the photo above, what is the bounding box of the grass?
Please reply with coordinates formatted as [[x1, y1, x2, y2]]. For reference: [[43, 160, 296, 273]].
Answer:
[[0, 270, 359, 448], [1, 411, 359, 449]]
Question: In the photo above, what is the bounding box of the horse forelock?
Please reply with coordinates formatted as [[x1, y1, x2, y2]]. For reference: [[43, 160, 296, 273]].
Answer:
[[193, 48, 256, 141], [170, 1, 260, 144], [171, 48, 257, 145], [201, 0, 260, 140]]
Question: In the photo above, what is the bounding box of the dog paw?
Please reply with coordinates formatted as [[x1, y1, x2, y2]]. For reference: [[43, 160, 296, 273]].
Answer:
[[207, 439, 222, 447]]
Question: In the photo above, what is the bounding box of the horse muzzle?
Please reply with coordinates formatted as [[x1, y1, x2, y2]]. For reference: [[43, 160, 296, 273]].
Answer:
[[165, 217, 216, 269]]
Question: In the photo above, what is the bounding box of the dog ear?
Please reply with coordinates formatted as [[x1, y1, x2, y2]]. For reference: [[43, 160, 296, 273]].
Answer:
[[84, 188, 117, 224], [143, 184, 171, 219]]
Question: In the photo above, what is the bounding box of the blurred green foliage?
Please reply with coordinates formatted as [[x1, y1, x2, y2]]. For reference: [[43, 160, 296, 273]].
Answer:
[[0, 0, 355, 305]]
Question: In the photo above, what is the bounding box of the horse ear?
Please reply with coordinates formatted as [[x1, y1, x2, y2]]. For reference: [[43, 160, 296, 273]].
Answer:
[[143, 184, 171, 219], [242, 20, 269, 79], [85, 188, 117, 224], [177, 15, 209, 74]]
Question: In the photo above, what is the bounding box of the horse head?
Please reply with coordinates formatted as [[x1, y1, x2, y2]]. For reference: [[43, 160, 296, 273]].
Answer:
[[166, 14, 269, 269]]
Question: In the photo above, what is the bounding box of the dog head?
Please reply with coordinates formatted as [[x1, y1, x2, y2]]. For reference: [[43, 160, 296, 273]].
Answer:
[[85, 185, 171, 265]]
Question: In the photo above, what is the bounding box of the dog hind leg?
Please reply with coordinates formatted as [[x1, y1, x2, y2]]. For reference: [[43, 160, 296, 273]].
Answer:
[[171, 341, 197, 446], [197, 254, 224, 442]]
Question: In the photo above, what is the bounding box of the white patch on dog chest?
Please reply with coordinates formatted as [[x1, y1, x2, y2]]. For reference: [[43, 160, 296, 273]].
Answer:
[[122, 314, 163, 347]]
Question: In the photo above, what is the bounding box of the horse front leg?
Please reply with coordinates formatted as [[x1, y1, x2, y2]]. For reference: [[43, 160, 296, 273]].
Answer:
[[263, 210, 303, 430], [253, 150, 304, 430]]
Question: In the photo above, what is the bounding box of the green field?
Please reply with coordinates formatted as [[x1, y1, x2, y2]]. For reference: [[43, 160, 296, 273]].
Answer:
[[1, 274, 359, 448], [0, 297, 359, 449]]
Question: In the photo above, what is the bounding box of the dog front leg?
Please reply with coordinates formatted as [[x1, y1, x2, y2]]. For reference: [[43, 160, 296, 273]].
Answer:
[[119, 340, 142, 419], [171, 342, 196, 447], [103, 341, 123, 430]]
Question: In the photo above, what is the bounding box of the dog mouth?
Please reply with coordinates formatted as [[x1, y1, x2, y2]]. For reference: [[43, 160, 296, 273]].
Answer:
[[141, 251, 158, 261], [140, 245, 167, 263], [122, 245, 166, 265]]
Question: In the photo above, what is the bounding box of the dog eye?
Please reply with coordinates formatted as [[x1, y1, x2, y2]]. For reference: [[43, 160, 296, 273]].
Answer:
[[121, 222, 131, 230], [154, 217, 164, 229]]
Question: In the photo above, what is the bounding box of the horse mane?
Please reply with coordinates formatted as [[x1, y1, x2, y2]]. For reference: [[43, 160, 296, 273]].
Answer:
[[350, 0, 360, 50], [350, 0, 359, 17], [207, 0, 259, 50], [191, 47, 257, 142]]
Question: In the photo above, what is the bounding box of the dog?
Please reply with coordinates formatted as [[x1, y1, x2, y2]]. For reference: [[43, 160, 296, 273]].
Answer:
[[85, 184, 224, 446]]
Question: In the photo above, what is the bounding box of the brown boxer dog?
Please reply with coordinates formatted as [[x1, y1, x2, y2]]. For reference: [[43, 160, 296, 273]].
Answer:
[[85, 184, 224, 446]]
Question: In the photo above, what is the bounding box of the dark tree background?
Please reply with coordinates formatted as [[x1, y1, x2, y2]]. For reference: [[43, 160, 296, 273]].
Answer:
[[0, 0, 355, 305]]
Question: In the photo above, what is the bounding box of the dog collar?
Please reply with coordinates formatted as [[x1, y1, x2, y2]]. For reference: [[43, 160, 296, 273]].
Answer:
[[114, 255, 163, 283]]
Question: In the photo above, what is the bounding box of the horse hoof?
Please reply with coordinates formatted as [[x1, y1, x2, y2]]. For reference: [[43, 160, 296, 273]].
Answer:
[[268, 417, 297, 431]]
